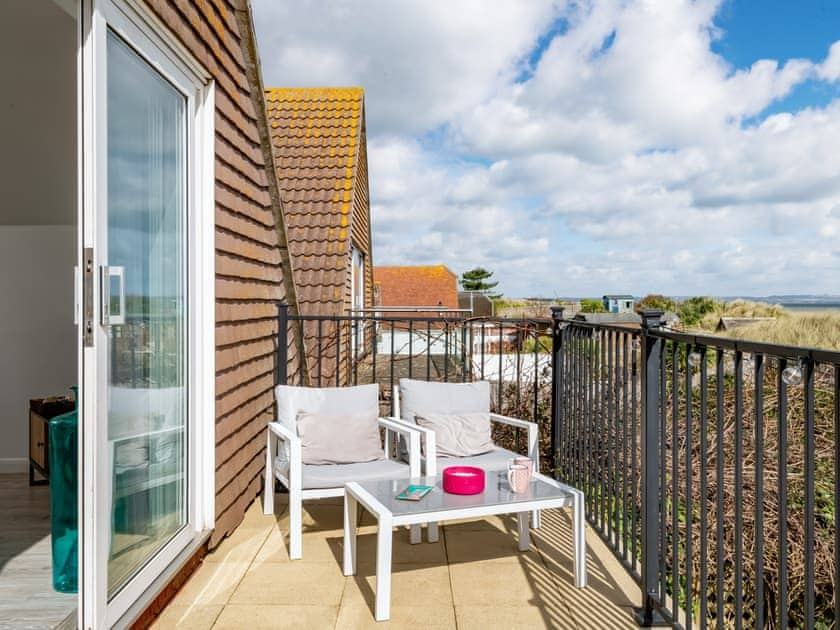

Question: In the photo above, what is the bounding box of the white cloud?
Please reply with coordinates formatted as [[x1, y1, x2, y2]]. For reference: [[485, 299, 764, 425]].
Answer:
[[253, 0, 559, 135], [253, 0, 840, 297], [817, 40, 840, 82]]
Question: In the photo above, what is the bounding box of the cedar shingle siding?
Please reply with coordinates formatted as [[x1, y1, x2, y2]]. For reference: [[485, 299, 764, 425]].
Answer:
[[144, 0, 301, 547]]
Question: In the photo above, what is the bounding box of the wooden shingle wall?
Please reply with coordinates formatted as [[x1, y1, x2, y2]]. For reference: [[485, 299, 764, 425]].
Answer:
[[144, 0, 301, 547]]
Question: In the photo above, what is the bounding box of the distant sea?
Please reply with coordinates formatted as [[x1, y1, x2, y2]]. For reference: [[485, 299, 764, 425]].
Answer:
[[780, 303, 840, 313]]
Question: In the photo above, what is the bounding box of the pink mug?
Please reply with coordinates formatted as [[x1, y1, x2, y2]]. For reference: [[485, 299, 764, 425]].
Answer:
[[513, 456, 534, 475], [507, 461, 532, 493]]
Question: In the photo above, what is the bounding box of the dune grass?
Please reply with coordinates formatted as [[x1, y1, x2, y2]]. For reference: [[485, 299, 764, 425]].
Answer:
[[721, 311, 840, 351]]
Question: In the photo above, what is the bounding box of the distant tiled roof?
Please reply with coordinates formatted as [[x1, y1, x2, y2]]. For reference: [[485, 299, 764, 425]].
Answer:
[[574, 312, 642, 325], [374, 265, 459, 309], [716, 317, 776, 331], [265, 87, 365, 316]]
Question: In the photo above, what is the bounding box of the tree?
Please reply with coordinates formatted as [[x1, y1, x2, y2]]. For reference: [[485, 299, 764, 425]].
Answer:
[[460, 267, 501, 298], [580, 298, 606, 313]]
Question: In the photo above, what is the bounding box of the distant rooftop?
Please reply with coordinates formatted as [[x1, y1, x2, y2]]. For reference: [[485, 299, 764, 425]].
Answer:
[[374, 265, 458, 309]]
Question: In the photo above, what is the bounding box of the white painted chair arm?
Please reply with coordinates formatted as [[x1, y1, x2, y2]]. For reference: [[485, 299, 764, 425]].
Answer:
[[489, 412, 535, 430], [385, 417, 437, 477], [264, 421, 301, 516], [489, 413, 539, 470], [268, 420, 300, 445], [377, 417, 422, 479]]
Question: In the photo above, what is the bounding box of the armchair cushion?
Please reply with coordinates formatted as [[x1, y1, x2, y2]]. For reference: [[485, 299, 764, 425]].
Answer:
[[297, 411, 384, 465], [436, 446, 519, 473], [414, 411, 494, 458], [399, 379, 490, 424], [276, 383, 380, 432], [301, 459, 411, 489]]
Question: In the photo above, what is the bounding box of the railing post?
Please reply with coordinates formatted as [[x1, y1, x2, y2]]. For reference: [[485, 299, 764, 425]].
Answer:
[[277, 302, 289, 386], [635, 309, 667, 626], [550, 306, 565, 479]]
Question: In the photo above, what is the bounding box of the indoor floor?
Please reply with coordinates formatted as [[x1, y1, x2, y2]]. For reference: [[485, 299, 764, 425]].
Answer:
[[0, 474, 76, 629]]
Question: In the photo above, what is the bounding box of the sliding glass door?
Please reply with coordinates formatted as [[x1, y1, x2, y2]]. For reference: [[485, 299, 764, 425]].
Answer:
[[104, 29, 188, 596], [79, 1, 214, 626]]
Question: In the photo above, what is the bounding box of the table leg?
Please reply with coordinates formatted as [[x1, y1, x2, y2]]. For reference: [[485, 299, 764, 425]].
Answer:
[[343, 493, 357, 576], [517, 512, 530, 552], [428, 521, 439, 543], [410, 524, 421, 544], [573, 491, 587, 587], [375, 514, 393, 621]]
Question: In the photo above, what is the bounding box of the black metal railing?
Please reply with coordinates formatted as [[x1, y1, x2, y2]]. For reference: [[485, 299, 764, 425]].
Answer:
[[552, 307, 840, 629], [276, 303, 554, 471]]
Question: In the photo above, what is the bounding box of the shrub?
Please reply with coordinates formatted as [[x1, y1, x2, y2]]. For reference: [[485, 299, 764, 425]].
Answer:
[[636, 294, 678, 313], [677, 296, 720, 327], [580, 298, 606, 313]]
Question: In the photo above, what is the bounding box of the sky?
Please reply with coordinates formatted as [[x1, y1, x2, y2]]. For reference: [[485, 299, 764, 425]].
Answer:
[[252, 0, 840, 299]]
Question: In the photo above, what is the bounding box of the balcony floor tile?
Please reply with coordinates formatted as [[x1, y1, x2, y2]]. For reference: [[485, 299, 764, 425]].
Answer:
[[151, 496, 639, 629]]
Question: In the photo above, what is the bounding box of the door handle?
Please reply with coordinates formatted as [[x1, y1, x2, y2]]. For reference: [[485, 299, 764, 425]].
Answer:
[[100, 265, 126, 326]]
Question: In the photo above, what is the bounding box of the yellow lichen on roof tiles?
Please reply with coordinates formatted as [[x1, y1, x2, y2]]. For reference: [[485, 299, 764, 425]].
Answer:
[[263, 86, 365, 317]]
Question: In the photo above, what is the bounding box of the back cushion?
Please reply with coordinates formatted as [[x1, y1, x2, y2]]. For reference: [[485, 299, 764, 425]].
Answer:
[[399, 379, 490, 424], [297, 411, 385, 465], [414, 412, 494, 458], [276, 383, 380, 433]]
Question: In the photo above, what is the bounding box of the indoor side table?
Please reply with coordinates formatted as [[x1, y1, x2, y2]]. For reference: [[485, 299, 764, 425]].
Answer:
[[343, 471, 586, 621]]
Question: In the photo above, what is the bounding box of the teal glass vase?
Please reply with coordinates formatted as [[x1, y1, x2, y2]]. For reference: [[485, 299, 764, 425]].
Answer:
[[49, 390, 78, 593]]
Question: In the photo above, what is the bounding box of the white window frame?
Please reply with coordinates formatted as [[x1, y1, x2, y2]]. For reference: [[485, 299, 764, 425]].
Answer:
[[351, 245, 365, 312], [79, 0, 215, 627]]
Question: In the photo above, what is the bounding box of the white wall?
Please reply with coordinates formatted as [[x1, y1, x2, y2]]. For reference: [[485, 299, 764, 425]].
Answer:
[[0, 226, 76, 469], [0, 2, 77, 470], [0, 1, 76, 226]]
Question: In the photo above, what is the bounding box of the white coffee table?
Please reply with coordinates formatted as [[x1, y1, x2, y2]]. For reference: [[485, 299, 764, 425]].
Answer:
[[343, 471, 586, 621]]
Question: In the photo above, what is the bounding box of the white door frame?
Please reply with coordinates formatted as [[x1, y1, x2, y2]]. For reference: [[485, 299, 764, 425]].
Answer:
[[78, 0, 215, 626]]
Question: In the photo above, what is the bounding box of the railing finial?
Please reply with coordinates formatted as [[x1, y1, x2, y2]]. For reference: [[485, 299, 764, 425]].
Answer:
[[639, 308, 664, 330]]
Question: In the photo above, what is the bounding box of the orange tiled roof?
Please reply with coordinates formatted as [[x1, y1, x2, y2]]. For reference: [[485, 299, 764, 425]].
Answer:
[[265, 87, 365, 316], [374, 265, 459, 309]]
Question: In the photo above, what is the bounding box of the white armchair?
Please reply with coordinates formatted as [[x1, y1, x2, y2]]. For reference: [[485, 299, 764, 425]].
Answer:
[[391, 379, 541, 535], [263, 383, 422, 559]]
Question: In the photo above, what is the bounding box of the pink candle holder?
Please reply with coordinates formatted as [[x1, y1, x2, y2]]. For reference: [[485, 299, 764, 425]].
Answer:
[[442, 466, 485, 495]]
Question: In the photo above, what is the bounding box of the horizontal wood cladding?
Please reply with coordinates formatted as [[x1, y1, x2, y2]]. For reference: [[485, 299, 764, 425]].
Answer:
[[144, 0, 301, 550], [216, 317, 277, 349], [216, 231, 281, 266], [216, 251, 282, 281], [216, 300, 279, 323], [216, 390, 274, 445]]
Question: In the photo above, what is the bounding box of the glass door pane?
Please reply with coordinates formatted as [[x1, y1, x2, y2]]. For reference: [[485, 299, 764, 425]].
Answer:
[[105, 30, 187, 596]]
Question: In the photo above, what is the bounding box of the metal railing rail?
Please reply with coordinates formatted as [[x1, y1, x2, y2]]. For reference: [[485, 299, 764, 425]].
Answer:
[[276, 303, 555, 469], [551, 307, 840, 629], [275, 302, 839, 628]]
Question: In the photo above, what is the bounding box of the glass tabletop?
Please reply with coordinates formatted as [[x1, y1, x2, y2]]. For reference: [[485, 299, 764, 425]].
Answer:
[[351, 470, 573, 518]]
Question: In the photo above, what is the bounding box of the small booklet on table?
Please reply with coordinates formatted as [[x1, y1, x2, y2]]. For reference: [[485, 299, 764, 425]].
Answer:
[[395, 484, 434, 501]]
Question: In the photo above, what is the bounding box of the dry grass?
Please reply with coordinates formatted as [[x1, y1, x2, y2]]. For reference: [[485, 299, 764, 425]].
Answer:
[[723, 312, 840, 351], [698, 299, 789, 330]]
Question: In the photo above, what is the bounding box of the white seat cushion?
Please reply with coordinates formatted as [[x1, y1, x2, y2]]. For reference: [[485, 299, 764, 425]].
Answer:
[[436, 446, 519, 473], [301, 459, 411, 489]]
